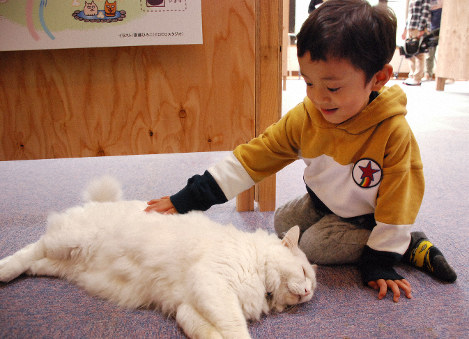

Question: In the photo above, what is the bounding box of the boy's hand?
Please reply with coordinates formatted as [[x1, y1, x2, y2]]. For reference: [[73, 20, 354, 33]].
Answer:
[[145, 196, 177, 214], [368, 279, 412, 302]]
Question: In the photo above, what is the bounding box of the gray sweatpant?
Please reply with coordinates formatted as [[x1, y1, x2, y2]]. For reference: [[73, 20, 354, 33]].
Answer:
[[274, 194, 372, 265]]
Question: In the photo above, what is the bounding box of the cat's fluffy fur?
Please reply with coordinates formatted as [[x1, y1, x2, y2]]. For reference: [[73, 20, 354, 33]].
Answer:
[[0, 177, 316, 339]]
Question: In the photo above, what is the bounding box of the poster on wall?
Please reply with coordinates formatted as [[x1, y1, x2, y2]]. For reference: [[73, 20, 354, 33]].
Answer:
[[0, 0, 203, 52]]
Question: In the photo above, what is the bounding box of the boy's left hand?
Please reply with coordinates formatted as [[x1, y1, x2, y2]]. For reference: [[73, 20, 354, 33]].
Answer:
[[368, 279, 412, 302]]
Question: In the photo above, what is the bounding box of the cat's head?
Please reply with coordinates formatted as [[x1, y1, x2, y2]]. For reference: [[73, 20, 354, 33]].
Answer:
[[265, 226, 317, 312], [84, 1, 98, 15], [105, 0, 117, 16]]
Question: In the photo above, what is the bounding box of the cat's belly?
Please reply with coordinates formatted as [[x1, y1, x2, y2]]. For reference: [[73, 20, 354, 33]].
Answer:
[[44, 202, 225, 311]]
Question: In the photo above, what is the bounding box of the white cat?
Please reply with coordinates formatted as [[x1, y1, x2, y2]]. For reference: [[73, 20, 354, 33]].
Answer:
[[0, 177, 316, 339]]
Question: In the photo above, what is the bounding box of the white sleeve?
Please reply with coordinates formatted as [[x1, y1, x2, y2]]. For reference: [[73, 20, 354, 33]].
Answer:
[[366, 221, 412, 255], [208, 153, 255, 201]]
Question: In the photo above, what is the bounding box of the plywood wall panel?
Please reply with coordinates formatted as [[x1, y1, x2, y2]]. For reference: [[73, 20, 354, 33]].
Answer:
[[0, 1, 256, 160]]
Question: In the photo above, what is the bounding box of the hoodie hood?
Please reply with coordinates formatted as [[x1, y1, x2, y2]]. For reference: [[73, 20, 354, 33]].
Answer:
[[304, 85, 408, 135]]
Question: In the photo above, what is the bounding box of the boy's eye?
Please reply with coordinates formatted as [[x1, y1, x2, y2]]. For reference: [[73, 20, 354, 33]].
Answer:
[[305, 82, 313, 87], [328, 87, 340, 92]]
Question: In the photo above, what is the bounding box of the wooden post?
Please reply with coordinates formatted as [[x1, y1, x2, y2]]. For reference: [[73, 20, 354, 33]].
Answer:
[[255, 0, 282, 212], [236, 0, 282, 212]]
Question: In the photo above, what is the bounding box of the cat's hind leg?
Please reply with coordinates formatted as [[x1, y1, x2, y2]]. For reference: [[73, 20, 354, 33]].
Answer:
[[176, 303, 223, 339], [0, 240, 45, 283]]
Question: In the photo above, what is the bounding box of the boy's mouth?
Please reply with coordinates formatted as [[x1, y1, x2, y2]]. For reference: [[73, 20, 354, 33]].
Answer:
[[320, 108, 338, 115]]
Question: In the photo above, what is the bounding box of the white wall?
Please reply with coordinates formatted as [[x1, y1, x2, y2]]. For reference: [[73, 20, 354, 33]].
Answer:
[[388, 0, 407, 46], [294, 0, 310, 34]]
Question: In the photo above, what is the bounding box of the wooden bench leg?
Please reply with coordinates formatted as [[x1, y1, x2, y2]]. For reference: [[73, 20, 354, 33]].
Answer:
[[256, 174, 276, 212], [236, 174, 277, 212], [236, 186, 255, 211]]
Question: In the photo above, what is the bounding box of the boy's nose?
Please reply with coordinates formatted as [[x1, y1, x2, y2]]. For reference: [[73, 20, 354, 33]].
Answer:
[[309, 88, 331, 105]]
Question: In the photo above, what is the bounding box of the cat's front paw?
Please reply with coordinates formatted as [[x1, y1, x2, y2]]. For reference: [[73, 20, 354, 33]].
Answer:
[[0, 256, 20, 283]]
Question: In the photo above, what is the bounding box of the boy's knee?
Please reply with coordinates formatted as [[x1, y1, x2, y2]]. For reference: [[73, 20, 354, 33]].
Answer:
[[274, 194, 321, 237], [273, 196, 302, 236], [273, 207, 291, 237], [298, 230, 322, 263], [299, 216, 371, 264]]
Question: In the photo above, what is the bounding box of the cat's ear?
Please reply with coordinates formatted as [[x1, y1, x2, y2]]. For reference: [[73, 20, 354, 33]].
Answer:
[[281, 226, 300, 249]]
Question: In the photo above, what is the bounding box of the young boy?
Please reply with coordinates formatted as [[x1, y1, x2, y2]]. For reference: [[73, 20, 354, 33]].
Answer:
[[145, 0, 456, 302]]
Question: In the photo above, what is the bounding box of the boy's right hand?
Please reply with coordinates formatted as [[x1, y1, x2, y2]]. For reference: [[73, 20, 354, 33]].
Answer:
[[145, 196, 177, 214]]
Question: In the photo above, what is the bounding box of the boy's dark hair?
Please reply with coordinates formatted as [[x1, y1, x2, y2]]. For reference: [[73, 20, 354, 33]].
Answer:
[[297, 0, 397, 83]]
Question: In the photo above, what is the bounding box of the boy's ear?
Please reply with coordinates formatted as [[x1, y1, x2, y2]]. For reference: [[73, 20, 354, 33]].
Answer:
[[371, 64, 393, 91]]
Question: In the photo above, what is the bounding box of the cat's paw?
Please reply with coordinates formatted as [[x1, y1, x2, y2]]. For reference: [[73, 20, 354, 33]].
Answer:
[[0, 256, 21, 283]]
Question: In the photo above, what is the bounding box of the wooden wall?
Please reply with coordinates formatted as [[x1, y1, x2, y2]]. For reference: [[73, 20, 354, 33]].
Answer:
[[0, 1, 257, 160]]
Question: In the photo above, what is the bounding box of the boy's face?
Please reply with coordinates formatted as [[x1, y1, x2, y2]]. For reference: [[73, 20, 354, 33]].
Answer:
[[298, 52, 380, 124]]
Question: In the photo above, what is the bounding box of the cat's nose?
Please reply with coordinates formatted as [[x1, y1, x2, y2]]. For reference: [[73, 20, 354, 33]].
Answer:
[[304, 289, 311, 296]]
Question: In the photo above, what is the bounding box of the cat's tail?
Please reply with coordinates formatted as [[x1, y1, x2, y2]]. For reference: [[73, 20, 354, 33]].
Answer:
[[82, 176, 123, 203]]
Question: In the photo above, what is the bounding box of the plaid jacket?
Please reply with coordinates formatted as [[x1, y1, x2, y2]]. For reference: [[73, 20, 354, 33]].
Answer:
[[406, 0, 431, 31]]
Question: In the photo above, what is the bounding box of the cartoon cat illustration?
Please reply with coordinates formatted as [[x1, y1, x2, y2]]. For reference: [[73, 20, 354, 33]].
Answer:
[[83, 1, 98, 16], [104, 0, 117, 17]]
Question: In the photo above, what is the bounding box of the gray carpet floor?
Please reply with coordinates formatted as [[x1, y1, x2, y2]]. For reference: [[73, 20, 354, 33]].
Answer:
[[1, 79, 468, 338]]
